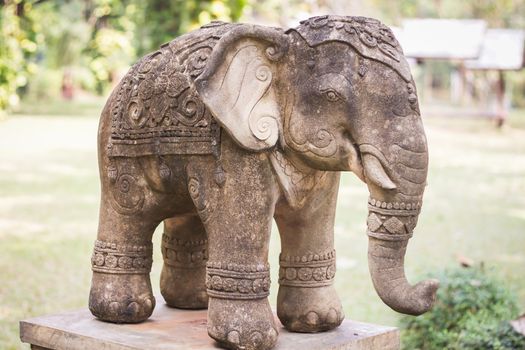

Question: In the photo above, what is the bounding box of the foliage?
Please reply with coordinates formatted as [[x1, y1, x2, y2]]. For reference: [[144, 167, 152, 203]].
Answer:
[[458, 316, 525, 350], [0, 0, 247, 108], [2, 0, 525, 111], [136, 0, 246, 56], [400, 266, 525, 350], [24, 68, 62, 101], [370, 0, 525, 28], [0, 1, 40, 111]]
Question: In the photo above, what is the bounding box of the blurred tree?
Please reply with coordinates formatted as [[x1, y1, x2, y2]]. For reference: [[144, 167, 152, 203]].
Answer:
[[3, 0, 523, 112], [0, 0, 248, 109], [0, 0, 40, 110], [82, 0, 137, 93], [136, 0, 246, 56], [33, 1, 92, 99]]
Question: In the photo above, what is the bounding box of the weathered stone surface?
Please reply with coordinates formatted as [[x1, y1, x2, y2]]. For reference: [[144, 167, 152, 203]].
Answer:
[[20, 303, 400, 350], [88, 14, 436, 350]]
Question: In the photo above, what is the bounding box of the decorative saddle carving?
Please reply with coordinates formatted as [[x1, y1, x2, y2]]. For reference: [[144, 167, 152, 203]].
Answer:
[[108, 22, 237, 157]]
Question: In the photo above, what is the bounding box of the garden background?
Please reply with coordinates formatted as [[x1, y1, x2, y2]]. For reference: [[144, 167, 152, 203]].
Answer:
[[1, 1, 525, 349]]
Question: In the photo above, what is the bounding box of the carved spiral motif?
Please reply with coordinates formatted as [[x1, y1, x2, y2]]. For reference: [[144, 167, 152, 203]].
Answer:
[[187, 177, 213, 222], [265, 46, 277, 58], [309, 15, 329, 28], [314, 129, 334, 147], [188, 178, 200, 199], [118, 175, 131, 193], [265, 44, 286, 61], [249, 114, 277, 142], [303, 129, 338, 157], [111, 173, 145, 215], [359, 31, 378, 47], [255, 65, 271, 82], [127, 100, 146, 128], [173, 90, 205, 126], [187, 47, 213, 77]]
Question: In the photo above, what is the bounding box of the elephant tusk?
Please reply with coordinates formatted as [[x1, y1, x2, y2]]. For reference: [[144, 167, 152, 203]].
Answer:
[[347, 146, 366, 183], [362, 153, 397, 190]]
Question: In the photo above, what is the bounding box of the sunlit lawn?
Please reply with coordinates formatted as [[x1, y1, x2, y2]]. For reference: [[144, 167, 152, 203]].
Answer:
[[1, 102, 524, 349]]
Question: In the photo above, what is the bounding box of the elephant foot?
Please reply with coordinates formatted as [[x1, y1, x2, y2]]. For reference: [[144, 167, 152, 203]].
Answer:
[[277, 285, 344, 333], [208, 298, 278, 350], [160, 233, 208, 308], [160, 265, 208, 309], [89, 272, 155, 323]]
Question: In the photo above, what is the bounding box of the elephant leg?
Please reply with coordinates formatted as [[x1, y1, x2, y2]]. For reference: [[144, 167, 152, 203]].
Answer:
[[274, 172, 344, 333], [206, 208, 278, 350], [195, 141, 279, 350], [160, 215, 208, 309], [88, 197, 160, 323]]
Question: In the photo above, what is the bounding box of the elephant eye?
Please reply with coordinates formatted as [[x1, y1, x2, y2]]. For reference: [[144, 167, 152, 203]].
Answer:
[[321, 88, 342, 102]]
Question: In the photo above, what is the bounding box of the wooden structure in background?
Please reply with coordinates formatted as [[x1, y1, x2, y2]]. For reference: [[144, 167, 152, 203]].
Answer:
[[401, 19, 486, 60], [396, 19, 525, 127], [399, 19, 486, 104], [465, 29, 525, 127]]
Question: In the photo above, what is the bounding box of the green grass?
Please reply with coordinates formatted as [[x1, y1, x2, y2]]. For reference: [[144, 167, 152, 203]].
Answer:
[[10, 97, 106, 117], [1, 103, 525, 349]]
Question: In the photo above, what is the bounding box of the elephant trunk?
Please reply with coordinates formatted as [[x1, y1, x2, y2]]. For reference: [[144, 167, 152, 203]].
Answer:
[[368, 235, 439, 315], [361, 145, 438, 316]]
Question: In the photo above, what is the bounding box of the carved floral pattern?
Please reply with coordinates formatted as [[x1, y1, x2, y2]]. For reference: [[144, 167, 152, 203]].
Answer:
[[91, 240, 152, 274], [162, 233, 208, 268], [299, 15, 402, 63], [108, 26, 236, 157], [295, 15, 412, 86], [279, 250, 336, 288], [206, 262, 270, 300]]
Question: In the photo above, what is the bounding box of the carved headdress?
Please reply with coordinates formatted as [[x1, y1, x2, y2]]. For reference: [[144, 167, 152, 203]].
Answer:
[[289, 15, 412, 82]]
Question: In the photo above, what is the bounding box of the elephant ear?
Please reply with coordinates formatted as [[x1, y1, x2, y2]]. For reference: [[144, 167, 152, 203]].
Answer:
[[195, 25, 289, 151]]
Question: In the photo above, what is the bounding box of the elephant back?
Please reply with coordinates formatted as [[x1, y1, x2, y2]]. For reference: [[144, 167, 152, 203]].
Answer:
[[107, 22, 237, 158]]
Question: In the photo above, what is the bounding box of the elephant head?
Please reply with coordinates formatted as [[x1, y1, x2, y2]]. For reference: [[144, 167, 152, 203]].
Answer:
[[195, 15, 438, 316]]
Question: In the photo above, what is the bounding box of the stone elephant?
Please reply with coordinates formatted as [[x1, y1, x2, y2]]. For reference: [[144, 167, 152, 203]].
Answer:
[[89, 15, 438, 350]]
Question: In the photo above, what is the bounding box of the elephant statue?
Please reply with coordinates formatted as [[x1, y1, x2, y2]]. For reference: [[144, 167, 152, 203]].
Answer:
[[89, 15, 438, 350]]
